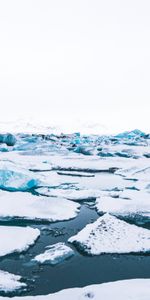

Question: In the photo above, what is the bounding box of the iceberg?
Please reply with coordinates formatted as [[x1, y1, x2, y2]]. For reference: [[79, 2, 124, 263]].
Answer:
[[0, 134, 16, 147], [0, 191, 80, 222], [0, 226, 40, 257], [0, 270, 26, 293], [69, 214, 150, 254], [115, 129, 146, 139], [73, 145, 93, 156], [0, 162, 40, 191], [33, 242, 74, 265]]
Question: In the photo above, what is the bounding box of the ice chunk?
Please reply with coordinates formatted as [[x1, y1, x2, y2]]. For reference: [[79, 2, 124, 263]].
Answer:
[[0, 162, 40, 191], [4, 134, 16, 147], [0, 191, 80, 222], [0, 270, 26, 293], [73, 146, 93, 156], [33, 242, 74, 265], [57, 171, 95, 177], [96, 190, 150, 217], [0, 226, 40, 257], [69, 214, 150, 254], [0, 134, 16, 147]]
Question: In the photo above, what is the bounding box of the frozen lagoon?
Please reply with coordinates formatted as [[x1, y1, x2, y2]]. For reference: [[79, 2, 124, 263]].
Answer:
[[0, 130, 150, 297]]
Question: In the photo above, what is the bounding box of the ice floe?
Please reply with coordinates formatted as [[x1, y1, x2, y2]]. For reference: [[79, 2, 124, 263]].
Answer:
[[0, 152, 53, 173], [33, 242, 74, 265], [0, 270, 26, 293], [95, 190, 150, 218], [36, 187, 101, 201], [0, 226, 40, 257], [69, 214, 150, 254], [0, 191, 80, 222]]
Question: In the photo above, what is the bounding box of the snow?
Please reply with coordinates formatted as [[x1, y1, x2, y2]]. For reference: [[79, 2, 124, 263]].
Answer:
[[0, 226, 40, 257], [69, 214, 150, 254], [0, 190, 80, 222], [33, 243, 74, 265], [96, 190, 150, 217], [0, 279, 150, 299], [0, 270, 26, 293]]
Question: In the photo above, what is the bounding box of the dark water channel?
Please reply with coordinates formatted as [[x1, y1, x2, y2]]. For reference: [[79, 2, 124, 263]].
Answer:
[[0, 204, 150, 297]]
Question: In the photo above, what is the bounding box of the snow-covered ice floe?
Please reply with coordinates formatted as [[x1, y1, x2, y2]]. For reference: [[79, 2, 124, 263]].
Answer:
[[68, 214, 150, 254], [33, 242, 74, 265], [0, 226, 40, 257], [50, 156, 119, 173], [96, 190, 150, 218], [0, 279, 150, 299], [36, 187, 101, 201], [0, 191, 80, 222], [0, 270, 26, 293]]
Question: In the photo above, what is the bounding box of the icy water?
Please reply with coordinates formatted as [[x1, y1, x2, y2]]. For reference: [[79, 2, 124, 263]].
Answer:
[[1, 200, 150, 296]]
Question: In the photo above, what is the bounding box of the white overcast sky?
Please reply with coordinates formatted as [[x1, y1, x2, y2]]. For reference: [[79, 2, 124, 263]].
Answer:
[[0, 0, 150, 133]]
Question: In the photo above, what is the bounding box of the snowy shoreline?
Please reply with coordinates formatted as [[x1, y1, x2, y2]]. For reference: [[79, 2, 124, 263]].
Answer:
[[0, 279, 150, 299]]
